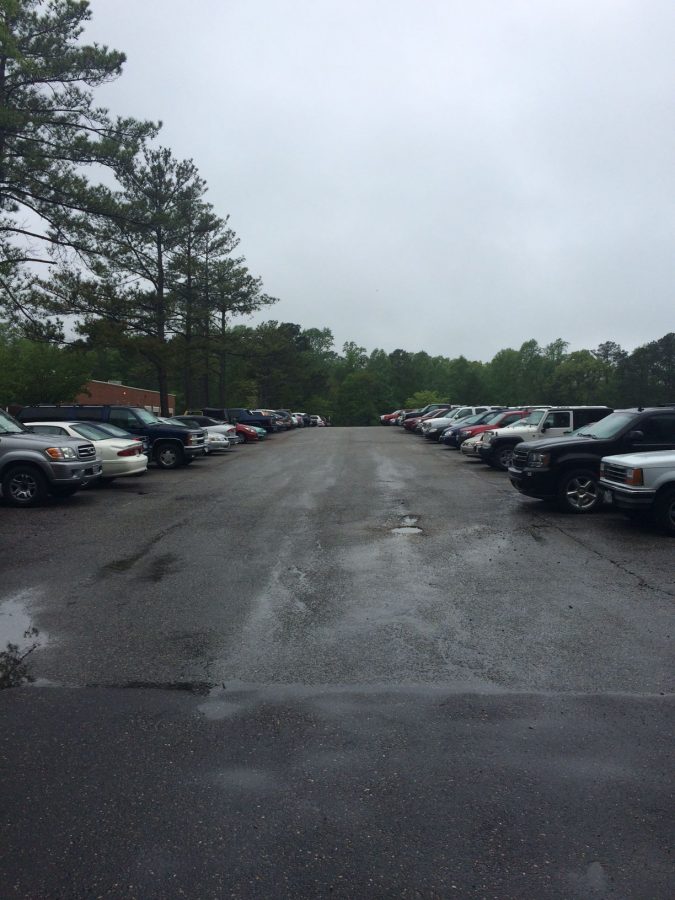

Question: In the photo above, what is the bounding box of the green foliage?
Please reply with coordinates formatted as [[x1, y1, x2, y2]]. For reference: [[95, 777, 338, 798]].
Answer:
[[404, 390, 446, 408], [0, 0, 156, 314], [0, 324, 91, 405]]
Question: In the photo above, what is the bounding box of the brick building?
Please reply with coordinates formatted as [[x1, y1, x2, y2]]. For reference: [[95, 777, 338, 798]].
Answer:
[[75, 380, 176, 414]]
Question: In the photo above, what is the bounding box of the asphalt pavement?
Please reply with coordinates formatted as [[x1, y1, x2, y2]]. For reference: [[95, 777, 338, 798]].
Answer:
[[0, 427, 673, 898]]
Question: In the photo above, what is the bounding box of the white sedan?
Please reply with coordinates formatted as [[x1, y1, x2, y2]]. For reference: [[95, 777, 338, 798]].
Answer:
[[26, 421, 148, 480]]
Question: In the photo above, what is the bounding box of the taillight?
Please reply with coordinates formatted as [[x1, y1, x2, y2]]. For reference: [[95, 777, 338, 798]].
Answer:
[[117, 445, 141, 457]]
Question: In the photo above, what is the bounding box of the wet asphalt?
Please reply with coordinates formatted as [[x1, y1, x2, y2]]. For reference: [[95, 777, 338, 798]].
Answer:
[[0, 427, 673, 899]]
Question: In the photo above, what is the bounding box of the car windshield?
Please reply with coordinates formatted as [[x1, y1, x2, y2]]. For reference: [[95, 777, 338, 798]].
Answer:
[[136, 408, 161, 425], [70, 423, 117, 441], [94, 424, 133, 438], [573, 412, 636, 439], [458, 413, 485, 426], [0, 409, 25, 434], [486, 411, 510, 424], [518, 409, 548, 426]]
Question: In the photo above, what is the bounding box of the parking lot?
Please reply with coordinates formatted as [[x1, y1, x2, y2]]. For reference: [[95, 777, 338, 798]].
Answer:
[[1, 427, 673, 898]]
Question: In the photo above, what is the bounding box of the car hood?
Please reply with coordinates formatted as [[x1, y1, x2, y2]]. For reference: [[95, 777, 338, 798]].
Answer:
[[3, 431, 84, 446], [521, 435, 616, 453], [601, 449, 675, 467]]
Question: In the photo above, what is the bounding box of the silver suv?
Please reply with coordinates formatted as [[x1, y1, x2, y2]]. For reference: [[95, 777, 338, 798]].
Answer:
[[0, 409, 102, 507]]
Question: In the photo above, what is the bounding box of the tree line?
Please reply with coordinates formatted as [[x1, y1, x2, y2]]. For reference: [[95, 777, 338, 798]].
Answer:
[[1, 321, 673, 425]]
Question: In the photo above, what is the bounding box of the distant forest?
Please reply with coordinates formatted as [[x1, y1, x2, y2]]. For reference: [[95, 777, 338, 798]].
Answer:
[[1, 324, 673, 425]]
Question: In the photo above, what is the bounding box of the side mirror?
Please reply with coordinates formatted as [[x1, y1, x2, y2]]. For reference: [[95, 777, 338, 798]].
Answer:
[[627, 430, 644, 442], [542, 422, 550, 431]]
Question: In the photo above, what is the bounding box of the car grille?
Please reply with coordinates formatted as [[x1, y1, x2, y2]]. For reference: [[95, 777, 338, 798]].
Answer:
[[601, 463, 627, 485], [77, 444, 97, 461], [511, 445, 528, 470]]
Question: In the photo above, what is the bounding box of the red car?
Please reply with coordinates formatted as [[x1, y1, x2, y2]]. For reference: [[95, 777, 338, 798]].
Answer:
[[452, 409, 531, 446], [404, 407, 452, 432], [380, 409, 408, 425], [236, 422, 263, 442]]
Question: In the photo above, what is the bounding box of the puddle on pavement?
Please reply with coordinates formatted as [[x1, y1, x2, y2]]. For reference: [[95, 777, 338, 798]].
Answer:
[[0, 591, 48, 647], [391, 515, 423, 535]]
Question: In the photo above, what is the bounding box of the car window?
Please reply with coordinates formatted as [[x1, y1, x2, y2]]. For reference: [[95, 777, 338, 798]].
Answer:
[[640, 414, 675, 442], [109, 409, 138, 428], [30, 424, 66, 435], [95, 424, 132, 438], [70, 423, 111, 441], [0, 410, 25, 433], [544, 411, 571, 428]]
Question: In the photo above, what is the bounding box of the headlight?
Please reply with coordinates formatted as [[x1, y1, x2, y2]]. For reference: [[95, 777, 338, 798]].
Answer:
[[625, 467, 644, 486], [527, 451, 550, 468], [45, 446, 77, 460], [459, 429, 470, 437], [484, 431, 496, 444]]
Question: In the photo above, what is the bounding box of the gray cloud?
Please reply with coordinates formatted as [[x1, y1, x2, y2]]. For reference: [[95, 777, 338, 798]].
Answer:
[[85, 0, 675, 359]]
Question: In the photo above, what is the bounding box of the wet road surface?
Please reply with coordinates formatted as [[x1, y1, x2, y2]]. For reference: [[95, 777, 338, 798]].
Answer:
[[0, 427, 673, 898]]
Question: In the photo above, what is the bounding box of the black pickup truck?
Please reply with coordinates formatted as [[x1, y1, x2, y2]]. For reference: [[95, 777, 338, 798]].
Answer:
[[201, 407, 277, 433], [17, 405, 205, 469]]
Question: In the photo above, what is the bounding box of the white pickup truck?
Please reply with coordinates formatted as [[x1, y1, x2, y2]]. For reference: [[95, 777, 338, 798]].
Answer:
[[600, 450, 675, 534]]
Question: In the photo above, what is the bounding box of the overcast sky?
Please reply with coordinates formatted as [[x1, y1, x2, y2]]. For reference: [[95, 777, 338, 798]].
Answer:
[[85, 0, 674, 361]]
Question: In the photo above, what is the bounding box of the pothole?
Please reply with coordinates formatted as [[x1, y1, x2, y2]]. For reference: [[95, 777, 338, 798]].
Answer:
[[391, 515, 423, 535]]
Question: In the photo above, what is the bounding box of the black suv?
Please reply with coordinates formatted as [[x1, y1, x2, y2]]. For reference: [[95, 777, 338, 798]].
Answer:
[[508, 406, 675, 513]]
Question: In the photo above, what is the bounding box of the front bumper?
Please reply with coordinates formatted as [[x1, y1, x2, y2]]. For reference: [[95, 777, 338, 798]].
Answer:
[[49, 459, 103, 486], [508, 466, 557, 499], [599, 481, 656, 509]]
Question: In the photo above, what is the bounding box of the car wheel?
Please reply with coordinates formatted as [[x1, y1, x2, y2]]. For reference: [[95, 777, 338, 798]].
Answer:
[[653, 487, 675, 535], [489, 444, 516, 470], [2, 465, 48, 507], [155, 443, 184, 469], [557, 469, 602, 513]]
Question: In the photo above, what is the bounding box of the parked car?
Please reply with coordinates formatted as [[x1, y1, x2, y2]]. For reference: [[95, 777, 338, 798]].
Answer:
[[405, 407, 453, 433], [172, 415, 239, 449], [83, 422, 150, 456], [236, 422, 266, 442], [293, 412, 311, 427], [600, 449, 675, 534], [380, 409, 409, 425], [25, 421, 148, 480], [420, 407, 497, 440], [17, 404, 206, 469], [439, 409, 509, 446], [460, 432, 488, 458], [508, 406, 675, 513], [480, 406, 613, 470], [445, 409, 530, 448], [201, 408, 277, 432], [398, 404, 453, 426], [0, 408, 102, 506], [274, 410, 296, 429]]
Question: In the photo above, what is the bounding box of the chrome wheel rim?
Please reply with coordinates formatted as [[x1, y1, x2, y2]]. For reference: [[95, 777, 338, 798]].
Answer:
[[565, 476, 599, 511], [9, 473, 39, 502]]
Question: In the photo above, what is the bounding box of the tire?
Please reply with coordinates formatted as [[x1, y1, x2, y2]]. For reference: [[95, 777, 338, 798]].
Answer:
[[2, 465, 49, 507], [653, 487, 675, 535], [488, 444, 516, 471], [154, 442, 184, 469], [557, 469, 602, 513]]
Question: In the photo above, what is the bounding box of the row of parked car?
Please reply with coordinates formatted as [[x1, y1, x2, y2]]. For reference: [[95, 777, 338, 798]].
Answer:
[[381, 402, 675, 534], [0, 404, 327, 507]]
